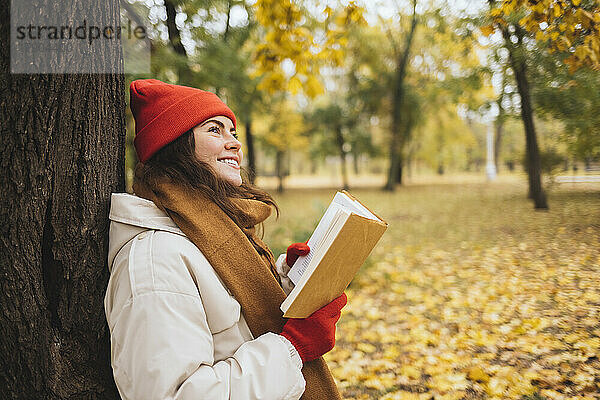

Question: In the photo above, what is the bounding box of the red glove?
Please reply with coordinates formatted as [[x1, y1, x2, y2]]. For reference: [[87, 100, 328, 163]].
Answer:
[[286, 241, 310, 267], [280, 293, 347, 363]]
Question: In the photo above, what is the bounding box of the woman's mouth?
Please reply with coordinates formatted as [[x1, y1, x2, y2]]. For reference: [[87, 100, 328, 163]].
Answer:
[[217, 158, 240, 169]]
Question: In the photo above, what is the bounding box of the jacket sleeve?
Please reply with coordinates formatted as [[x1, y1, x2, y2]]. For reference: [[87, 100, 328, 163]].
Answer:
[[106, 234, 305, 400]]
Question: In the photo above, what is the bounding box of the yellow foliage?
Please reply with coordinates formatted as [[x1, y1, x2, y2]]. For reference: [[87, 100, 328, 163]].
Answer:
[[252, 1, 366, 97], [480, 25, 495, 36], [287, 76, 302, 95], [491, 0, 600, 71], [253, 98, 307, 151]]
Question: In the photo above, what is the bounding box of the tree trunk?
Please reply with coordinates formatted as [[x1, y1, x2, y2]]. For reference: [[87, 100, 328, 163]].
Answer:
[[275, 150, 285, 193], [395, 123, 415, 184], [165, 0, 192, 85], [494, 66, 507, 173], [353, 152, 360, 175], [502, 26, 548, 209], [335, 125, 349, 190], [395, 162, 404, 184], [384, 0, 418, 191], [494, 117, 504, 173], [310, 157, 318, 174], [0, 1, 126, 398], [244, 116, 257, 184]]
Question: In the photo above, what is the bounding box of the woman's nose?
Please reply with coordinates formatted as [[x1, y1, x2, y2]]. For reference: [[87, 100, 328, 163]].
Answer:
[[225, 137, 241, 150]]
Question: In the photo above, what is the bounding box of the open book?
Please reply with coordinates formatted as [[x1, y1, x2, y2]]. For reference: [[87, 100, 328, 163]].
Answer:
[[280, 190, 388, 318]]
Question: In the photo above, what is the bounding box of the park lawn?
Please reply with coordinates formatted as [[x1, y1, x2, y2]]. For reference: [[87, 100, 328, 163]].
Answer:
[[263, 177, 600, 400]]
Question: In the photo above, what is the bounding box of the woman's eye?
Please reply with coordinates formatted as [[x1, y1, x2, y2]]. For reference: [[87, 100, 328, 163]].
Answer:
[[232, 132, 239, 139], [208, 126, 220, 134]]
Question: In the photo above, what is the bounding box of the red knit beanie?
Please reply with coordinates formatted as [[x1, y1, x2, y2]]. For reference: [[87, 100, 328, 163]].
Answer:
[[130, 79, 237, 163]]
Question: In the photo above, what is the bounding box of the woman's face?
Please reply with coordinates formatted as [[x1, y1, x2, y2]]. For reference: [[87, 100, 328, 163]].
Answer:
[[193, 115, 243, 186]]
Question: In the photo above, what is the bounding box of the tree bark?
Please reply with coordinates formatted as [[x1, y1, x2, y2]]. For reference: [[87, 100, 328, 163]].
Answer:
[[395, 162, 404, 184], [275, 150, 285, 193], [244, 116, 257, 184], [501, 25, 548, 209], [224, 0, 232, 42], [384, 0, 418, 191], [0, 1, 126, 398], [395, 117, 416, 184], [165, 0, 192, 84], [335, 125, 349, 190], [494, 117, 504, 173], [494, 66, 508, 173]]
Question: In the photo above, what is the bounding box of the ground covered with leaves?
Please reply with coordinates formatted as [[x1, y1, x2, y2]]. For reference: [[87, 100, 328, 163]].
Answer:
[[265, 177, 600, 399]]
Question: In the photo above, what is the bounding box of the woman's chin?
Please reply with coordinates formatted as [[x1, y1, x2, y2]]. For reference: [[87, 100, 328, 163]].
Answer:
[[221, 172, 242, 186], [215, 164, 242, 186]]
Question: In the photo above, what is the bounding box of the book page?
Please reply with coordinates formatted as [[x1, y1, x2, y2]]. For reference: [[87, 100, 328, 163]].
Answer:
[[287, 200, 345, 284], [335, 192, 380, 221]]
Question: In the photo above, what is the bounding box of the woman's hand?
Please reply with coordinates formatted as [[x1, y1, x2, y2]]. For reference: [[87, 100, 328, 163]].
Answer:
[[285, 241, 310, 267], [280, 293, 347, 363]]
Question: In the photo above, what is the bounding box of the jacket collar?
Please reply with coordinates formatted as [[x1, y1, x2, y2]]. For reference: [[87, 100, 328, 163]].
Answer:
[[107, 193, 186, 271], [109, 192, 185, 235]]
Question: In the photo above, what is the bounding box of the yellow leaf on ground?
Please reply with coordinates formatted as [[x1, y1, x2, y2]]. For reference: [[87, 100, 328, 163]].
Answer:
[[467, 366, 490, 383], [480, 25, 495, 36]]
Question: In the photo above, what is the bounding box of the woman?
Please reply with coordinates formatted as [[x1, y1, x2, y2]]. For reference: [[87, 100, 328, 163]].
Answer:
[[104, 79, 347, 399]]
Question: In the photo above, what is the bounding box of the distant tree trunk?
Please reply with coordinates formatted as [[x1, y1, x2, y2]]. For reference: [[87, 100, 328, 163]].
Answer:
[[335, 125, 349, 190], [214, 0, 233, 96], [395, 119, 416, 184], [353, 152, 360, 175], [501, 25, 548, 209], [165, 0, 192, 84], [223, 0, 232, 42], [395, 162, 404, 184], [244, 116, 257, 184], [384, 0, 418, 191], [494, 118, 504, 173], [494, 66, 508, 173], [275, 150, 285, 193], [0, 1, 125, 399], [310, 157, 318, 174]]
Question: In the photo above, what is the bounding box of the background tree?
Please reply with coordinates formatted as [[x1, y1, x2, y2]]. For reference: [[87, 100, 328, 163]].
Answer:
[[307, 103, 351, 190], [357, 3, 488, 185], [483, 1, 548, 209], [382, 0, 419, 191], [529, 45, 600, 163], [0, 0, 125, 397], [254, 98, 308, 192], [482, 0, 599, 207]]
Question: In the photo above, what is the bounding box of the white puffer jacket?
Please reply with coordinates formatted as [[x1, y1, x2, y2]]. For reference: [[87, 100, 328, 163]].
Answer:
[[104, 193, 305, 400]]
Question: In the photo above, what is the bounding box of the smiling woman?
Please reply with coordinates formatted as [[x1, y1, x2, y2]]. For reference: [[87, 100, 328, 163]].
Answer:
[[103, 79, 346, 400]]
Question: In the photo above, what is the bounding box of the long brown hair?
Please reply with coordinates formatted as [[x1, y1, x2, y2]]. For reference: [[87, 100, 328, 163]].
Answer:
[[137, 128, 279, 235]]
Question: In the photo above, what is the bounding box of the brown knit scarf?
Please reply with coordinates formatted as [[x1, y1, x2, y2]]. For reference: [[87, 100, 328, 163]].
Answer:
[[132, 164, 342, 400]]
